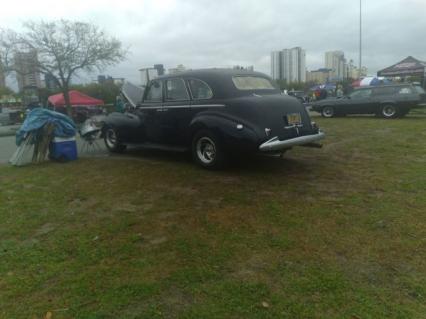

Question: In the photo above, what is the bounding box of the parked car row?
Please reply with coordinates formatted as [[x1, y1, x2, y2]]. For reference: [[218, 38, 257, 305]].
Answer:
[[102, 69, 325, 169], [310, 83, 426, 118]]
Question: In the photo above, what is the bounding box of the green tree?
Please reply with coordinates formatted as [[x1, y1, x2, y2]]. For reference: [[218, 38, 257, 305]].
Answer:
[[0, 86, 14, 97], [1, 20, 127, 116], [71, 82, 121, 104]]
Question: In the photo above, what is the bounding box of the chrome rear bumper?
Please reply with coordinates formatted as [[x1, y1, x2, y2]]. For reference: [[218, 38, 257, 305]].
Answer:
[[259, 131, 325, 152]]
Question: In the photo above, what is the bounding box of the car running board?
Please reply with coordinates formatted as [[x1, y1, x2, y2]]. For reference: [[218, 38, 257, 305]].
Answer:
[[126, 142, 188, 152]]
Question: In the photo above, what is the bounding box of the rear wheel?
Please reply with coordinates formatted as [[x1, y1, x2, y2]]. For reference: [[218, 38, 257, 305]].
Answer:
[[192, 130, 226, 169], [381, 104, 399, 119], [104, 127, 126, 153], [321, 106, 335, 118]]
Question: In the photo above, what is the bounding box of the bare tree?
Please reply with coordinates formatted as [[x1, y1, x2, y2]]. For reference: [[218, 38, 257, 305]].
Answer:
[[0, 29, 18, 77], [1, 20, 127, 115]]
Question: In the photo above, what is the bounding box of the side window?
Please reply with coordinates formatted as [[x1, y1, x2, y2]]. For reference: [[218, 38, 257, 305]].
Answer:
[[351, 89, 372, 99], [188, 79, 213, 100], [165, 78, 189, 101], [373, 87, 395, 96], [144, 80, 163, 102]]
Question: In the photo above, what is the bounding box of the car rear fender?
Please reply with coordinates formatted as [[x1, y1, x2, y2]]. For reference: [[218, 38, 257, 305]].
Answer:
[[379, 101, 396, 106], [189, 112, 259, 152]]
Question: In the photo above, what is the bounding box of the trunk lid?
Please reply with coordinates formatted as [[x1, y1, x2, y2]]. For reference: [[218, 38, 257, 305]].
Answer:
[[226, 94, 314, 141]]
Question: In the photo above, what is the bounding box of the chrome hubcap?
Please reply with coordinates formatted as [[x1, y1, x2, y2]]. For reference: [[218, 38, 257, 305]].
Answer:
[[383, 106, 396, 117], [323, 107, 333, 117], [196, 137, 216, 164], [106, 129, 117, 148]]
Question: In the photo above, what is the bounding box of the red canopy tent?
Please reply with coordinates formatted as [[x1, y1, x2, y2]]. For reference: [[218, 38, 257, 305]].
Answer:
[[48, 90, 104, 107]]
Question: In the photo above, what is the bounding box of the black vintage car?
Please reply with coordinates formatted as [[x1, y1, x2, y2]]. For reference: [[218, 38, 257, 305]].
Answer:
[[102, 69, 325, 168], [311, 83, 426, 119]]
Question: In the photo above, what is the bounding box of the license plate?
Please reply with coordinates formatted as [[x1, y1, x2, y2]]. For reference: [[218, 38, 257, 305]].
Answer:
[[287, 113, 302, 125]]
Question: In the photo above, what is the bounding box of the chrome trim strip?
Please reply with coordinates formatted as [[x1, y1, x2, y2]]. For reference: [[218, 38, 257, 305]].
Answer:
[[138, 104, 225, 110], [192, 104, 225, 108], [259, 131, 325, 151]]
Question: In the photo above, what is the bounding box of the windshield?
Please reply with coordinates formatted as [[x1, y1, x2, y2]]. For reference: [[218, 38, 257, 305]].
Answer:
[[232, 76, 276, 90], [414, 86, 425, 94]]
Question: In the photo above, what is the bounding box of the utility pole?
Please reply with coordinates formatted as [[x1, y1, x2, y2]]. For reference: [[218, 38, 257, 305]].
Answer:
[[359, 0, 362, 79]]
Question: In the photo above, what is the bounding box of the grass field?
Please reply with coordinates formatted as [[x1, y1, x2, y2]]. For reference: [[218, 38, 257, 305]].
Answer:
[[1, 111, 425, 318]]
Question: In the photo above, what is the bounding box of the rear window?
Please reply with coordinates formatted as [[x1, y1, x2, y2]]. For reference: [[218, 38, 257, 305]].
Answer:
[[232, 76, 275, 90], [397, 86, 413, 95], [414, 86, 425, 94]]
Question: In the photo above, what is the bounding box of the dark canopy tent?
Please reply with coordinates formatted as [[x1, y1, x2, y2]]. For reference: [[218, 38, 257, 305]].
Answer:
[[377, 56, 426, 85]]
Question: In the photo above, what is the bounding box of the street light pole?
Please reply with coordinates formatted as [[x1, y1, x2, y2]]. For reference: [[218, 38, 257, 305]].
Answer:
[[359, 0, 362, 79]]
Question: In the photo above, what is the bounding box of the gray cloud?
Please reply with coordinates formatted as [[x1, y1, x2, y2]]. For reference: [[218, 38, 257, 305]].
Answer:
[[2, 0, 425, 84]]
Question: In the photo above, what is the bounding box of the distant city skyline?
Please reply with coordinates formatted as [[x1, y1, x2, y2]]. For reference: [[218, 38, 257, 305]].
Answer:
[[1, 0, 425, 87]]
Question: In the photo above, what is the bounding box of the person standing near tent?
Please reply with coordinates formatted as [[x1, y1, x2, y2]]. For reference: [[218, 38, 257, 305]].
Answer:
[[115, 96, 125, 113], [336, 84, 344, 98]]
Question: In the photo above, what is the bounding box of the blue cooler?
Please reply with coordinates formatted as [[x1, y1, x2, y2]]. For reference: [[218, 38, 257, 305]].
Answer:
[[49, 136, 78, 161]]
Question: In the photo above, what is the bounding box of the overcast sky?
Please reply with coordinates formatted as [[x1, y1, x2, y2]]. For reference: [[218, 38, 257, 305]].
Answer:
[[1, 0, 425, 85]]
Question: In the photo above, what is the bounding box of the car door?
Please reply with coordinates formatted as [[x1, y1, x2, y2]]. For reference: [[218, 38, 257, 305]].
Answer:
[[161, 77, 192, 146], [137, 79, 164, 143], [187, 77, 217, 116], [371, 86, 397, 112], [346, 88, 373, 114]]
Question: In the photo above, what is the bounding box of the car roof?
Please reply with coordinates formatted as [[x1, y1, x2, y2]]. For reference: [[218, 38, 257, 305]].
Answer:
[[356, 83, 412, 90], [154, 68, 280, 98], [156, 68, 269, 80]]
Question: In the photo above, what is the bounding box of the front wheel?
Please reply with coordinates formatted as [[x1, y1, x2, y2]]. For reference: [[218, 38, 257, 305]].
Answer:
[[104, 127, 126, 153], [192, 130, 226, 169], [321, 106, 335, 118], [381, 104, 399, 119]]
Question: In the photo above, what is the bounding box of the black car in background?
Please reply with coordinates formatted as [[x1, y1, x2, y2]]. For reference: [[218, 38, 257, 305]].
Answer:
[[310, 84, 426, 119], [102, 69, 325, 169]]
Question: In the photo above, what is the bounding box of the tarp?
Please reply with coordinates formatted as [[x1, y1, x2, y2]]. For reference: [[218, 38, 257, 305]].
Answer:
[[377, 56, 426, 77], [352, 77, 391, 87], [48, 90, 104, 107], [16, 108, 76, 146]]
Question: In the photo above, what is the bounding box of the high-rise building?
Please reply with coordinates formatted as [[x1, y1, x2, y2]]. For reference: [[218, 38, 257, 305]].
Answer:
[[325, 51, 347, 80], [270, 47, 306, 83], [14, 50, 42, 92], [271, 51, 281, 80], [307, 68, 332, 84]]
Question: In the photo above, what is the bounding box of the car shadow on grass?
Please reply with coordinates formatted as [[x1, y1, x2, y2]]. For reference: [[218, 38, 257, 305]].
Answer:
[[109, 146, 314, 178]]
